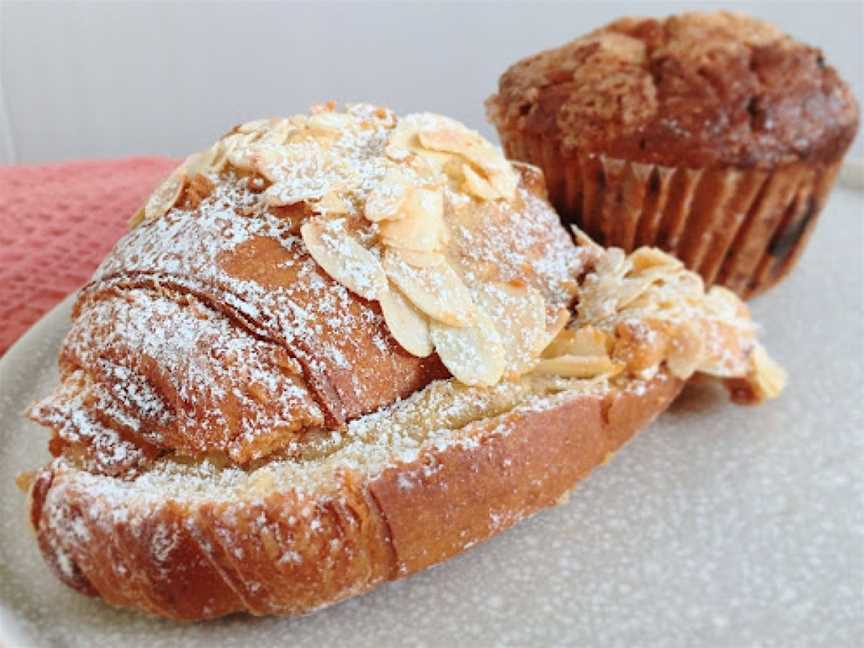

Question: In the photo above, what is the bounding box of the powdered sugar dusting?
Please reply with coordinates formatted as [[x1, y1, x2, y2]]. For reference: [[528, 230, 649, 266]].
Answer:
[[3, 182, 861, 646]]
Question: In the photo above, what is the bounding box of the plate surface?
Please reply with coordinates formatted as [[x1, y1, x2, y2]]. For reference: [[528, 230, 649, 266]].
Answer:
[[1, 189, 862, 648]]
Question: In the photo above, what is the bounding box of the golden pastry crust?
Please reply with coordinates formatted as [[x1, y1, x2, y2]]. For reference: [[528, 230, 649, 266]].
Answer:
[[487, 11, 859, 169], [31, 374, 682, 619], [22, 104, 784, 620]]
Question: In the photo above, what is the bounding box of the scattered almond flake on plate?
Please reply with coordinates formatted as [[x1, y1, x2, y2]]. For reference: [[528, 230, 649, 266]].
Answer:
[[300, 218, 387, 301], [383, 248, 476, 327], [745, 345, 787, 400], [379, 285, 433, 357], [430, 310, 505, 386]]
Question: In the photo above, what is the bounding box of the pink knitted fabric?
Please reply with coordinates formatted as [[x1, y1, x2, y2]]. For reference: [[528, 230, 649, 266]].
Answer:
[[0, 157, 178, 356]]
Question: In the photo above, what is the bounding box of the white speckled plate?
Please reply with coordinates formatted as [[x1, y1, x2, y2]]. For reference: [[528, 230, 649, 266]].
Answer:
[[1, 187, 862, 648]]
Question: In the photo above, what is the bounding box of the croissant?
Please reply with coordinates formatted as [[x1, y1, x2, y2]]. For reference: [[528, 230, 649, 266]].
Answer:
[[19, 103, 785, 620]]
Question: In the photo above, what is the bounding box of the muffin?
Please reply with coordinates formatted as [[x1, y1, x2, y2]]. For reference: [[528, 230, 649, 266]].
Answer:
[[486, 11, 859, 298]]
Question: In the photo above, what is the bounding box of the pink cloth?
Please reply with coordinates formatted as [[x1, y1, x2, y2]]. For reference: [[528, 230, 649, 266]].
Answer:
[[0, 157, 178, 356]]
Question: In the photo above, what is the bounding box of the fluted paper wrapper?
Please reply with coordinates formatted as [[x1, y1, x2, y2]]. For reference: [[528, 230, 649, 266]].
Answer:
[[501, 133, 843, 299]]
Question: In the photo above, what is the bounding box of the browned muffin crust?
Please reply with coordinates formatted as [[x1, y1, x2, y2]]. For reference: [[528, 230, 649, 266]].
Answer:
[[487, 11, 859, 169]]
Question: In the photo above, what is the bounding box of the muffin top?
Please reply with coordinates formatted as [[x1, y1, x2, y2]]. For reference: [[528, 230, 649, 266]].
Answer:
[[487, 12, 859, 169]]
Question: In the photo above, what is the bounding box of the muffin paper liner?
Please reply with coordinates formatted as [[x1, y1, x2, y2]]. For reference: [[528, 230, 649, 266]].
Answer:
[[501, 132, 843, 299]]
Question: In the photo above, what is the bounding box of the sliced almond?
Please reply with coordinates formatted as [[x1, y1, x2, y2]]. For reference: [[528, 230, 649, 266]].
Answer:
[[417, 127, 517, 200], [430, 311, 505, 386], [597, 248, 630, 278], [237, 118, 273, 134], [531, 354, 620, 378], [422, 150, 463, 178], [209, 140, 229, 173], [536, 308, 571, 354], [383, 248, 476, 327], [630, 246, 682, 273], [747, 344, 787, 400], [416, 126, 468, 154], [384, 144, 411, 162], [462, 164, 499, 200], [182, 149, 216, 177], [570, 224, 604, 254], [511, 160, 547, 199], [389, 117, 463, 179], [264, 181, 327, 207], [301, 219, 387, 301], [346, 103, 397, 128], [474, 282, 547, 377], [316, 191, 350, 215], [543, 326, 611, 359], [144, 172, 185, 222], [256, 119, 297, 146], [261, 143, 337, 206], [616, 275, 657, 311], [704, 285, 748, 321], [364, 170, 414, 222], [308, 111, 355, 133], [380, 188, 445, 253], [484, 164, 519, 202], [396, 249, 446, 268], [248, 146, 286, 183], [379, 285, 433, 357], [388, 122, 418, 150], [226, 132, 258, 170], [128, 206, 145, 229], [666, 320, 705, 379]]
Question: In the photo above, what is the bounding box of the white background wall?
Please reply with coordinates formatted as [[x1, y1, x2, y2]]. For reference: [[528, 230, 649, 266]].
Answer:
[[0, 0, 861, 165]]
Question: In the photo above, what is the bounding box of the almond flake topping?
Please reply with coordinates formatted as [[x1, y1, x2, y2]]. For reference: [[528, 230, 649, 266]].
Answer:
[[531, 354, 620, 379], [474, 282, 547, 377], [379, 188, 445, 253], [364, 169, 414, 222], [379, 285, 434, 358], [396, 249, 446, 268], [430, 310, 506, 387], [128, 104, 782, 394], [383, 248, 476, 328], [300, 218, 387, 302], [143, 172, 185, 223], [562, 237, 786, 398]]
